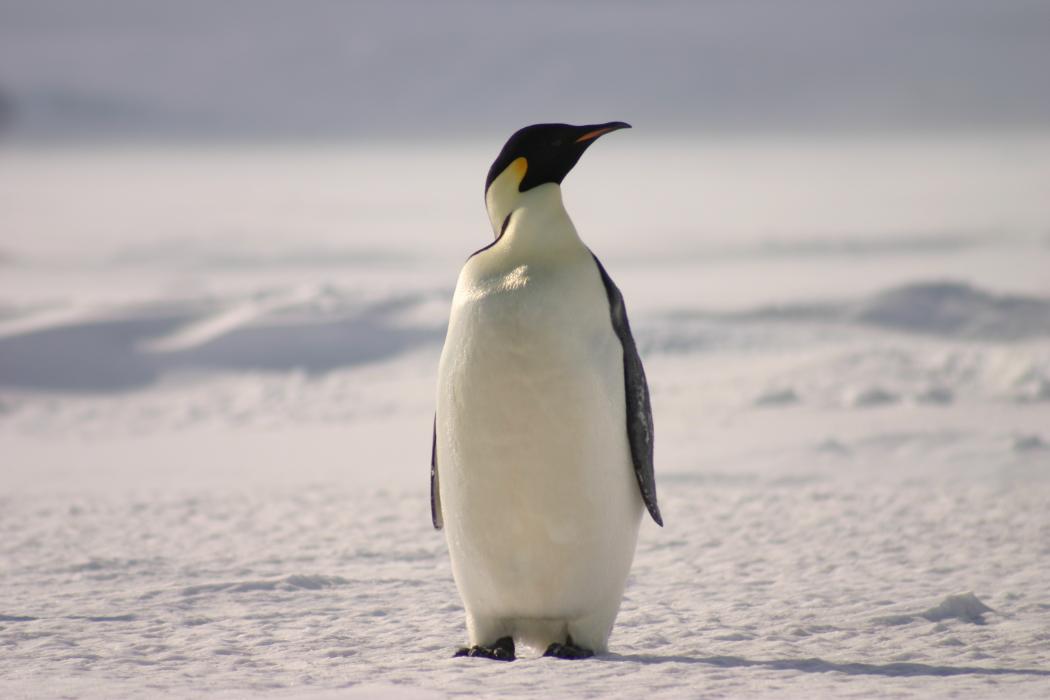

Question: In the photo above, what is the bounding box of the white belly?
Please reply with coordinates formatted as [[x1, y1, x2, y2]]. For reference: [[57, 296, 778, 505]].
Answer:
[[436, 253, 643, 651]]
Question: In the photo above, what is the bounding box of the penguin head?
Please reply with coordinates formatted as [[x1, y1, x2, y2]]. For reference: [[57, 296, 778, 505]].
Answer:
[[484, 121, 630, 234]]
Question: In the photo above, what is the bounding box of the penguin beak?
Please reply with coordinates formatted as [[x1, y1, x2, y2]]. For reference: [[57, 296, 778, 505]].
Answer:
[[575, 121, 632, 144]]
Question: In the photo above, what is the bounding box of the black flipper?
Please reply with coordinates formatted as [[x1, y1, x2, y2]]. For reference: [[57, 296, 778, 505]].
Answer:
[[591, 254, 663, 526], [430, 414, 443, 529]]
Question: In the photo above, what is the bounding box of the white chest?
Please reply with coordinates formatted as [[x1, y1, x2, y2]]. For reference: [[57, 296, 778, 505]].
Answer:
[[443, 253, 620, 421]]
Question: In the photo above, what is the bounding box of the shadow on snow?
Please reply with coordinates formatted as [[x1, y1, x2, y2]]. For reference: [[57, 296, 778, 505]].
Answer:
[[607, 653, 1050, 678], [0, 294, 445, 393]]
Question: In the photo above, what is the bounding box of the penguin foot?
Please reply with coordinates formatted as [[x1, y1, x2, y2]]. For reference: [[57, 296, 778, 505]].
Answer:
[[543, 635, 594, 660], [453, 636, 515, 661]]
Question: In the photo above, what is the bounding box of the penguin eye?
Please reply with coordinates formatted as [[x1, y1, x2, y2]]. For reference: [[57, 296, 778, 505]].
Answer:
[[551, 139, 563, 148]]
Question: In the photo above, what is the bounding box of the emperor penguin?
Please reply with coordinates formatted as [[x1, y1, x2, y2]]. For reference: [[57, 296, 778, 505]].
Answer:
[[432, 122, 662, 661]]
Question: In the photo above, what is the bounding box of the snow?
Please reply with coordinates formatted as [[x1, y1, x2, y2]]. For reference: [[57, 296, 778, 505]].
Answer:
[[921, 594, 996, 625], [2, 139, 1050, 698]]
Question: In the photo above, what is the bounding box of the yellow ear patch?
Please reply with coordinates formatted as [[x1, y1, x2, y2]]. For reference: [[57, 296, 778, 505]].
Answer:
[[575, 127, 615, 143], [509, 156, 528, 182]]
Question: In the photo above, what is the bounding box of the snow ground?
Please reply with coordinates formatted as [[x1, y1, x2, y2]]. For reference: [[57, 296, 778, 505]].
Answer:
[[1, 140, 1049, 698]]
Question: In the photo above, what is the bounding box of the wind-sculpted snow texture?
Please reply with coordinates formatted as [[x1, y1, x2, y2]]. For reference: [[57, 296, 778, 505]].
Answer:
[[2, 479, 1050, 699], [2, 144, 1050, 698]]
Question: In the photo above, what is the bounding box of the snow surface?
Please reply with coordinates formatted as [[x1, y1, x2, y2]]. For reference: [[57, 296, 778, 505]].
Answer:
[[2, 140, 1050, 698]]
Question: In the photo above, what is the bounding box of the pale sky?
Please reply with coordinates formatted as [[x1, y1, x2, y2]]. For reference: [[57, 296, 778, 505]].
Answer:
[[1, 0, 1049, 141]]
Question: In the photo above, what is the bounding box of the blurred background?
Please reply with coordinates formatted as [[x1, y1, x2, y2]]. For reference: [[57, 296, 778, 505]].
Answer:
[[2, 0, 1050, 483], [4, 0, 1050, 140], [2, 0, 1050, 480], [3, 3, 1050, 697]]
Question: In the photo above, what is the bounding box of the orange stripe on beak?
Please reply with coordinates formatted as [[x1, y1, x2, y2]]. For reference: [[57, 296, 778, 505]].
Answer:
[[574, 127, 616, 144]]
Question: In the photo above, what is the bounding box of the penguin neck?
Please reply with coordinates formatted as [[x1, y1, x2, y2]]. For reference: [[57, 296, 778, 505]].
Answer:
[[486, 183, 584, 258]]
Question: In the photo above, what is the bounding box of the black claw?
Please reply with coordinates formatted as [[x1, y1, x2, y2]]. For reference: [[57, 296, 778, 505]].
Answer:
[[453, 635, 515, 661], [543, 635, 594, 660]]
